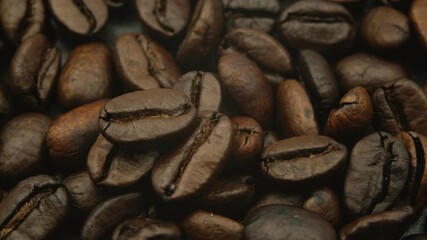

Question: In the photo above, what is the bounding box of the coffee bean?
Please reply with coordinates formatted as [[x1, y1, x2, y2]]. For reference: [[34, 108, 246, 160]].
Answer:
[[263, 131, 280, 148], [410, 0, 427, 51], [176, 0, 223, 69], [336, 53, 408, 93], [0, 113, 51, 184], [151, 111, 233, 201], [324, 87, 373, 139], [261, 135, 347, 186], [173, 71, 222, 112], [218, 53, 274, 128], [182, 210, 243, 240], [81, 192, 145, 240], [339, 206, 413, 240], [0, 175, 69, 240], [0, 0, 45, 43], [113, 33, 180, 90], [297, 49, 339, 123], [278, 0, 355, 55], [87, 134, 158, 189], [247, 192, 305, 217], [58, 43, 113, 109], [303, 187, 341, 226], [361, 6, 410, 52], [244, 204, 337, 240], [48, 0, 108, 36], [276, 80, 319, 137], [47, 99, 108, 171], [222, 0, 280, 33], [373, 79, 427, 136], [8, 34, 61, 110], [344, 132, 409, 217], [136, 0, 190, 38], [112, 215, 182, 240], [99, 89, 197, 145]]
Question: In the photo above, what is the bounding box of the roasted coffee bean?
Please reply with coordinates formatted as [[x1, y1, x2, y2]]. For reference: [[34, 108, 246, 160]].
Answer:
[[397, 132, 427, 210], [48, 0, 108, 36], [136, 0, 190, 38], [336, 53, 408, 93], [297, 49, 339, 123], [218, 53, 274, 128], [361, 6, 410, 52], [173, 71, 222, 112], [339, 206, 414, 240], [182, 210, 243, 240], [276, 80, 319, 137], [324, 87, 373, 139], [303, 187, 341, 226], [81, 192, 145, 240], [176, 0, 223, 69], [113, 33, 180, 90], [0, 113, 51, 184], [47, 99, 108, 171], [263, 131, 280, 148], [0, 0, 45, 43], [0, 175, 69, 240], [113, 216, 182, 240], [8, 34, 61, 110], [229, 117, 263, 168], [344, 132, 410, 217], [244, 204, 336, 240], [247, 192, 306, 217], [222, 0, 280, 33], [151, 111, 233, 201], [373, 79, 427, 136], [63, 171, 106, 217], [99, 89, 197, 145], [87, 134, 158, 189], [261, 135, 347, 186], [58, 43, 112, 109], [0, 84, 15, 126], [410, 0, 427, 51], [219, 28, 294, 78], [278, 0, 355, 55]]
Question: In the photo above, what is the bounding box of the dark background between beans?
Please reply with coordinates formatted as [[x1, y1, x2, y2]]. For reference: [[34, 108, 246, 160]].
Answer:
[[0, 0, 427, 239]]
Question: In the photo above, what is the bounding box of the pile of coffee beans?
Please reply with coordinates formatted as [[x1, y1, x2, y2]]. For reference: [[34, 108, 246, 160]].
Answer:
[[1, 0, 427, 239]]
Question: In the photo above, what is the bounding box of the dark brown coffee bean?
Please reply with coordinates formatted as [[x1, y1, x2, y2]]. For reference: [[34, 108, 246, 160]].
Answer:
[[47, 99, 108, 171], [48, 0, 108, 36], [297, 49, 339, 123], [324, 87, 373, 139], [136, 0, 190, 38], [87, 134, 158, 189], [303, 187, 341, 226], [0, 113, 51, 184], [8, 34, 61, 110], [261, 135, 347, 186], [182, 210, 243, 240], [339, 206, 414, 240], [112, 216, 182, 240], [63, 171, 106, 217], [247, 192, 305, 217], [173, 71, 222, 112], [263, 131, 280, 148], [218, 53, 274, 128], [151, 111, 233, 201], [373, 79, 427, 136], [58, 43, 113, 109], [0, 175, 69, 240], [278, 0, 355, 55], [361, 6, 410, 52], [244, 205, 337, 240], [176, 0, 223, 69], [0, 0, 45, 43], [222, 0, 280, 33], [99, 89, 197, 145], [81, 192, 145, 240], [229, 116, 264, 168], [276, 80, 319, 137], [344, 132, 410, 217], [336, 53, 408, 93], [410, 0, 427, 51], [113, 33, 181, 90]]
